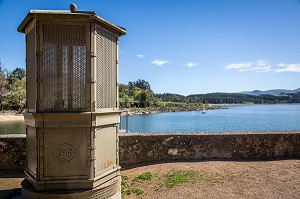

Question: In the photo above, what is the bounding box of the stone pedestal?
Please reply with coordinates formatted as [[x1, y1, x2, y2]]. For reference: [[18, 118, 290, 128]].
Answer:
[[22, 176, 121, 199], [24, 112, 121, 191]]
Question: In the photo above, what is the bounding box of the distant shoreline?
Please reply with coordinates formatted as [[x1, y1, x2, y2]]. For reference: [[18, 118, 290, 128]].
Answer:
[[120, 103, 300, 116], [1, 103, 298, 121], [120, 104, 222, 116]]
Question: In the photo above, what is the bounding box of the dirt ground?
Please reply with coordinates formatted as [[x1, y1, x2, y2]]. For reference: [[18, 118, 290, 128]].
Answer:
[[121, 159, 300, 199], [0, 160, 299, 199]]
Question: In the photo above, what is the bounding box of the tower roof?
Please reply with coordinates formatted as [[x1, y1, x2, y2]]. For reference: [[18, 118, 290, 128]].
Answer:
[[18, 9, 126, 36]]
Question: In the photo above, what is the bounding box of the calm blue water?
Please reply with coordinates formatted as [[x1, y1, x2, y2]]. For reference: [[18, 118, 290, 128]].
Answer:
[[120, 104, 300, 132], [1, 104, 300, 134]]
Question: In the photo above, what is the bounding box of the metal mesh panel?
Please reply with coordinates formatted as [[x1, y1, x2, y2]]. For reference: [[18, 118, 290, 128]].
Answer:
[[40, 24, 88, 112], [26, 27, 37, 110], [95, 27, 117, 110]]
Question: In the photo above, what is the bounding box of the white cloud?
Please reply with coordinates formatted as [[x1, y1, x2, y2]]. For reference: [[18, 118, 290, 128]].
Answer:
[[184, 62, 198, 68], [252, 66, 271, 73], [137, 54, 145, 58], [251, 60, 271, 73], [226, 60, 271, 73], [226, 60, 300, 73], [225, 62, 252, 70], [151, 59, 170, 66], [275, 63, 300, 72]]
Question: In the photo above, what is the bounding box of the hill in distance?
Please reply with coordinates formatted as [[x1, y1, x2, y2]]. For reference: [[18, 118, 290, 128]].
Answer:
[[240, 88, 300, 96]]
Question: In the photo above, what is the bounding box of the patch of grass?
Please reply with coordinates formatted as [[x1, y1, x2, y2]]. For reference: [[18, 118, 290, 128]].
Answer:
[[121, 175, 146, 198], [164, 170, 234, 188], [165, 170, 196, 188], [122, 186, 144, 197], [122, 170, 235, 198], [132, 187, 144, 195], [121, 176, 130, 197], [134, 172, 154, 182]]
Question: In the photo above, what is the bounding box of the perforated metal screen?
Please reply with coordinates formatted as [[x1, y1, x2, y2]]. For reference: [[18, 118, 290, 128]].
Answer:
[[26, 27, 37, 110], [40, 24, 89, 112], [95, 26, 117, 110]]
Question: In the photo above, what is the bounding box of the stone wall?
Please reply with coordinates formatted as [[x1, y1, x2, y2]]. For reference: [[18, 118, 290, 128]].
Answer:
[[119, 131, 300, 165], [0, 134, 26, 169], [0, 132, 300, 169]]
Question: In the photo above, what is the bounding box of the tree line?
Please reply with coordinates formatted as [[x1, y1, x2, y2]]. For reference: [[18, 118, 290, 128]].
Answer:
[[158, 92, 300, 104], [1, 62, 299, 112], [0, 62, 26, 111]]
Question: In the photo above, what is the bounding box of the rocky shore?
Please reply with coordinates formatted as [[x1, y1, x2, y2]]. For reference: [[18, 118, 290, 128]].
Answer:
[[121, 104, 222, 116], [0, 112, 23, 122], [0, 105, 222, 118]]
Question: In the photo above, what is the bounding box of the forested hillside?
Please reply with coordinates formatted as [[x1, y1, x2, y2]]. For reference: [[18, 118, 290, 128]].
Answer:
[[119, 79, 300, 109], [241, 88, 300, 95], [187, 92, 300, 104], [119, 80, 206, 110]]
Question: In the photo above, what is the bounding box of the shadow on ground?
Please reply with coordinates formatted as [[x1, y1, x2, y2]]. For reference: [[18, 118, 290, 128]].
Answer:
[[0, 170, 23, 178], [0, 188, 21, 199], [120, 158, 300, 170], [0, 170, 23, 198]]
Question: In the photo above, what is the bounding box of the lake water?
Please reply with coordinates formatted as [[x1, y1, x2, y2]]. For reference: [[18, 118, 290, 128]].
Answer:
[[0, 121, 26, 135], [120, 104, 300, 132], [1, 104, 300, 134]]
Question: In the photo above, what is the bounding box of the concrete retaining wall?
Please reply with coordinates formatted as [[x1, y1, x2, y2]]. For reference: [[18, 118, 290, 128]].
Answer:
[[1, 131, 300, 169], [119, 131, 300, 165]]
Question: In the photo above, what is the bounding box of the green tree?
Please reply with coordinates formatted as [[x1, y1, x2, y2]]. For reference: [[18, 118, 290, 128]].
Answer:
[[122, 94, 134, 108], [5, 67, 26, 111], [6, 78, 26, 111], [0, 61, 8, 110], [139, 89, 155, 107], [119, 79, 160, 108], [131, 87, 143, 101], [128, 79, 151, 90], [7, 67, 26, 84]]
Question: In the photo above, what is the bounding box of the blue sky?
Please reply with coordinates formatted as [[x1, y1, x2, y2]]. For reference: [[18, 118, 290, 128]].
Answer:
[[0, 0, 299, 95]]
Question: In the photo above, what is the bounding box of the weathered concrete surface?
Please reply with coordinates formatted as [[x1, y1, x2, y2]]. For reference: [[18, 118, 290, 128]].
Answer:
[[0, 132, 300, 169], [0, 134, 26, 169], [119, 131, 300, 165]]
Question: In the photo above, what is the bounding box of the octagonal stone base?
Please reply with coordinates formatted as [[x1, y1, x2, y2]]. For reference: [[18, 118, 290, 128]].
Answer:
[[21, 176, 121, 199]]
